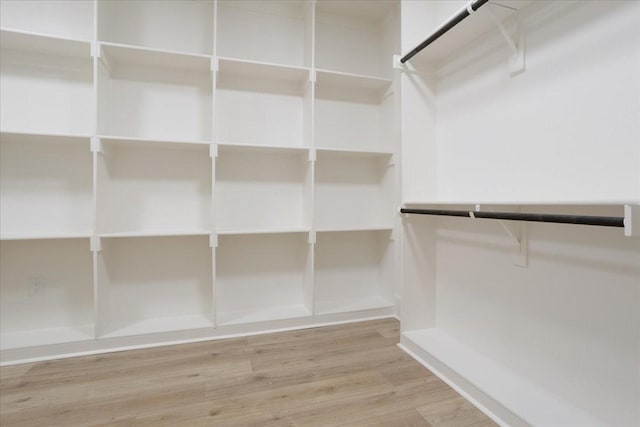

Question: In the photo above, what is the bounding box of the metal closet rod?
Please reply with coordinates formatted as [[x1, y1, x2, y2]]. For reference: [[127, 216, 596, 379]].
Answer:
[[400, 208, 625, 228], [400, 0, 490, 64]]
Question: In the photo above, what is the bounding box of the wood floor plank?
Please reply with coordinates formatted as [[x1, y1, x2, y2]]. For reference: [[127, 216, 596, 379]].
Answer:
[[417, 395, 498, 427], [0, 319, 496, 427], [341, 408, 433, 427], [284, 372, 459, 426]]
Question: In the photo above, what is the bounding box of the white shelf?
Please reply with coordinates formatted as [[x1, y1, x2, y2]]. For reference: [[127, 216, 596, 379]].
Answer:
[[1, 31, 93, 135], [1, 130, 91, 142], [100, 314, 214, 339], [1, 325, 94, 350], [217, 141, 310, 155], [315, 150, 394, 231], [216, 146, 310, 232], [316, 68, 392, 93], [97, 139, 211, 236], [0, 239, 94, 350], [1, 232, 92, 241], [97, 43, 212, 141], [315, 230, 394, 315], [217, 57, 310, 85], [99, 230, 211, 239], [216, 233, 312, 326], [316, 147, 394, 157], [315, 295, 393, 316], [0, 132, 93, 238], [98, 135, 211, 147], [98, 136, 212, 152], [217, 0, 312, 68], [100, 42, 211, 72], [316, 225, 394, 233], [216, 227, 310, 236], [0, 28, 91, 57], [98, 0, 214, 56], [0, 0, 93, 41], [97, 236, 214, 338], [218, 304, 311, 327], [401, 329, 603, 427]]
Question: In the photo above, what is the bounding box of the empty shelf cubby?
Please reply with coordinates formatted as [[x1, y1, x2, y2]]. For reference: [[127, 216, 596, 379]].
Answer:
[[216, 232, 312, 326], [97, 235, 214, 338]]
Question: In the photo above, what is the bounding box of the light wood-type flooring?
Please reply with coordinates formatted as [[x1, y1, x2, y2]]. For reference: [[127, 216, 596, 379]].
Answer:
[[0, 319, 495, 426]]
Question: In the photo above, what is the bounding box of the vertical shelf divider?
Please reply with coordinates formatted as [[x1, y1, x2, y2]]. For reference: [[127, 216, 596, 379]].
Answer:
[[211, 0, 219, 328], [91, 0, 100, 340], [209, 143, 217, 328], [306, 0, 316, 315]]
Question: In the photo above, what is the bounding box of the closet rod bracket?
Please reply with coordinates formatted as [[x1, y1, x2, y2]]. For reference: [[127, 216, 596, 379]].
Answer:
[[393, 54, 433, 76], [485, 2, 525, 76], [477, 205, 528, 267]]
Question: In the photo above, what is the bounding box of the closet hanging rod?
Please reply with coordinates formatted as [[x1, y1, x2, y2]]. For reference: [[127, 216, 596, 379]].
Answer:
[[400, 0, 490, 63], [399, 208, 625, 228]]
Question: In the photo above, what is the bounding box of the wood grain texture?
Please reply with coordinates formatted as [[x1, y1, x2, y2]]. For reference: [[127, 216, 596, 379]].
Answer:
[[0, 319, 495, 427]]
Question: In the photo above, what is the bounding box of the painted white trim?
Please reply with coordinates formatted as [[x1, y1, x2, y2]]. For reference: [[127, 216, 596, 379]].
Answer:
[[1, 313, 395, 366]]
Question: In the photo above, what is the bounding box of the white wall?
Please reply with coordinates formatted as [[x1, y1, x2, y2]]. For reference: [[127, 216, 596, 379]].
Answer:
[[399, 0, 438, 202], [400, 1, 640, 425], [435, 216, 639, 426], [436, 1, 640, 202]]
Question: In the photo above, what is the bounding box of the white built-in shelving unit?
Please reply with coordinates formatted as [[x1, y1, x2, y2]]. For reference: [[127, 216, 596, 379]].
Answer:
[[0, 0, 399, 364]]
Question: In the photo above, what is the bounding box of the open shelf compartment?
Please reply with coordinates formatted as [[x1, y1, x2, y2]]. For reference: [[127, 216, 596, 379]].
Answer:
[[98, 0, 214, 55], [0, 28, 91, 57], [215, 57, 311, 149], [97, 43, 213, 142], [0, 30, 93, 135], [97, 138, 212, 237], [315, 0, 398, 79], [315, 150, 394, 231], [216, 232, 312, 326], [315, 69, 394, 153], [0, 238, 94, 350], [0, 132, 92, 240], [97, 235, 214, 338], [216, 144, 311, 233], [0, 0, 93, 41], [314, 229, 394, 315], [217, 0, 313, 68]]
